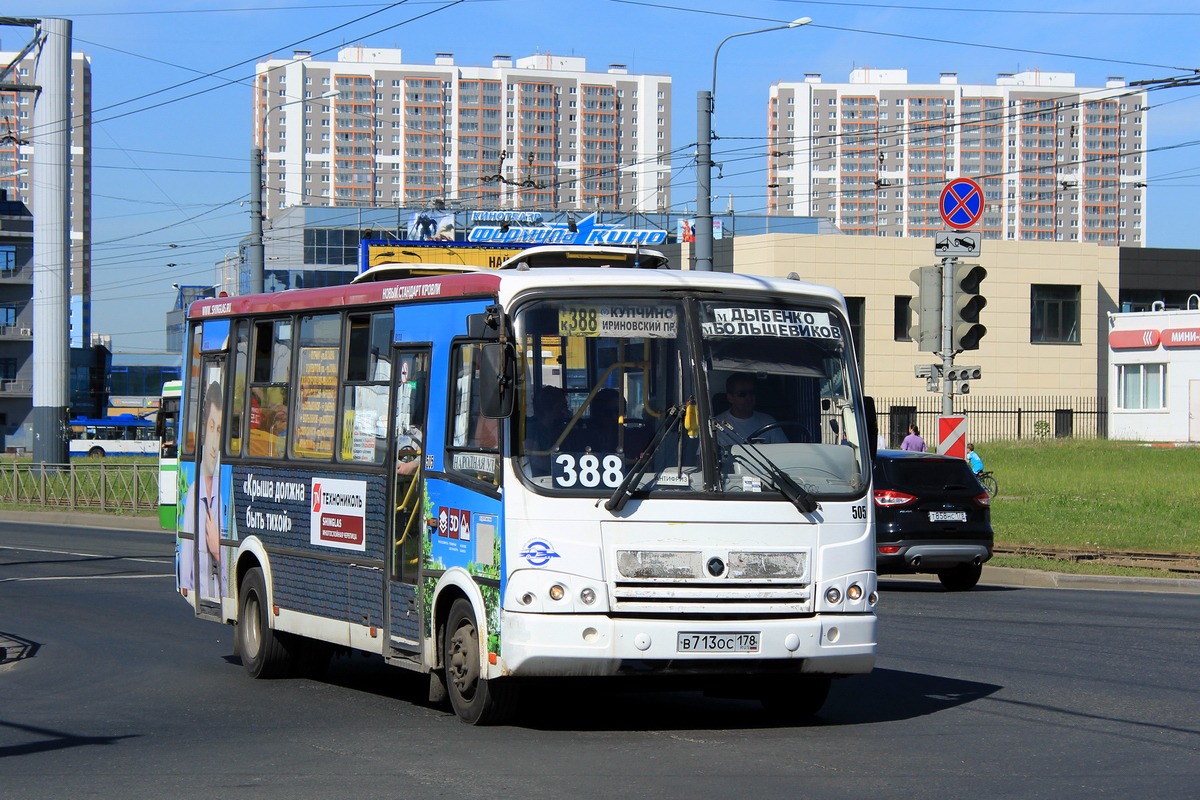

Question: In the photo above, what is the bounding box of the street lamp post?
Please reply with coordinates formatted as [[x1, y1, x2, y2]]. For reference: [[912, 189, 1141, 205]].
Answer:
[[252, 90, 340, 293], [695, 17, 811, 271]]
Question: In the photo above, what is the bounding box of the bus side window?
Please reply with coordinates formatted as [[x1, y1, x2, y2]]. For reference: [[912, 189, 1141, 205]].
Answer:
[[340, 312, 392, 465], [291, 313, 341, 460], [181, 323, 203, 457], [228, 320, 249, 456], [248, 320, 291, 458], [448, 342, 501, 486]]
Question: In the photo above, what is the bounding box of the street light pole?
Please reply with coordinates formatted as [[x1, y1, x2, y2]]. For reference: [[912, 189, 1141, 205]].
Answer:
[[695, 16, 811, 271], [251, 90, 340, 294]]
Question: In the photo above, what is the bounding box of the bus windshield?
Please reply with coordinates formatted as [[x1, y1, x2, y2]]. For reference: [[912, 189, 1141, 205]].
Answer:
[[513, 294, 869, 500]]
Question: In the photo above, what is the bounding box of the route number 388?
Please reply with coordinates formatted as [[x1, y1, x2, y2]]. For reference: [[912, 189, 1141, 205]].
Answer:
[[552, 453, 625, 488]]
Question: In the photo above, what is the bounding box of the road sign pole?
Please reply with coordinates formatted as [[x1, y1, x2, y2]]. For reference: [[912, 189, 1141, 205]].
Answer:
[[941, 255, 956, 417], [935, 178, 985, 418]]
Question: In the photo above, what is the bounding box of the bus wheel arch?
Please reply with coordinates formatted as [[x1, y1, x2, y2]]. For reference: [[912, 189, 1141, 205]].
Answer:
[[234, 539, 273, 622], [87, 446, 105, 458], [430, 574, 516, 724]]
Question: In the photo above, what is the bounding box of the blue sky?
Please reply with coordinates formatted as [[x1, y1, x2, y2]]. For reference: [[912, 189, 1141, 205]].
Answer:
[[11, 0, 1200, 352]]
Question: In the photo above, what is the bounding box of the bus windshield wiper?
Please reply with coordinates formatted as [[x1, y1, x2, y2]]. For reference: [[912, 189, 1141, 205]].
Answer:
[[713, 420, 818, 514], [605, 404, 684, 513]]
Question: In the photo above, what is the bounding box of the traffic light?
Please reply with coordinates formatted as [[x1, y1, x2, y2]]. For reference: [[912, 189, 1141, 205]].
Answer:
[[908, 266, 941, 352], [945, 365, 982, 395], [951, 263, 987, 351]]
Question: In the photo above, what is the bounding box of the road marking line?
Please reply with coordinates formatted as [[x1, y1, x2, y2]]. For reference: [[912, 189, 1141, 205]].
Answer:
[[0, 573, 173, 583], [0, 545, 169, 565]]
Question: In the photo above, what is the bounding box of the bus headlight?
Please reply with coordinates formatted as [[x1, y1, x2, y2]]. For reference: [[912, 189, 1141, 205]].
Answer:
[[825, 586, 842, 605], [846, 583, 863, 601], [548, 584, 565, 601], [580, 587, 596, 605]]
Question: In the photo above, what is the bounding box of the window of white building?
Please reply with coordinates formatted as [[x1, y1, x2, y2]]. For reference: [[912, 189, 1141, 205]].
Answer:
[[1117, 363, 1165, 410]]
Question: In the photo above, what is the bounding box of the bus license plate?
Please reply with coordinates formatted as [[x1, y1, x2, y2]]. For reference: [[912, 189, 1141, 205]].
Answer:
[[677, 632, 760, 653]]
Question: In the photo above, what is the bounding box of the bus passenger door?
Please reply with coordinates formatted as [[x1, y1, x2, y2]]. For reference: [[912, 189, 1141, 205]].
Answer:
[[388, 347, 431, 651], [182, 356, 228, 619]]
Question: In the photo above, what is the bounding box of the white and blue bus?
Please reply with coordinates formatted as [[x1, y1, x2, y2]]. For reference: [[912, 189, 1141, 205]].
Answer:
[[175, 246, 879, 724], [69, 413, 157, 458]]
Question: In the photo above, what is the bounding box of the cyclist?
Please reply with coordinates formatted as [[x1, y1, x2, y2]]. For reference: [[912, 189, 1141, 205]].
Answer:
[[966, 442, 984, 474]]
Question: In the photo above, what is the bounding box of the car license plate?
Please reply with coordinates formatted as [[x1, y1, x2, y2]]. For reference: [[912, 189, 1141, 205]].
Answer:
[[677, 632, 760, 653], [929, 511, 967, 522]]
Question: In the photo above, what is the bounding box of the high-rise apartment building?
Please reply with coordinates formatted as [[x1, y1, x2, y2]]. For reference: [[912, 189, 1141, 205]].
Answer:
[[255, 48, 672, 222], [767, 69, 1147, 246], [0, 49, 92, 344]]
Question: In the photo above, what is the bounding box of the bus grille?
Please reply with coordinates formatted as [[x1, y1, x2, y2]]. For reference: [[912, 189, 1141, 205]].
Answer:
[[610, 549, 813, 614]]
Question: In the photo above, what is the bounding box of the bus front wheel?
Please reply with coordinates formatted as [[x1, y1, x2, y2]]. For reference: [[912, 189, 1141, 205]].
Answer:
[[443, 597, 517, 725], [88, 446, 105, 458], [237, 567, 291, 679]]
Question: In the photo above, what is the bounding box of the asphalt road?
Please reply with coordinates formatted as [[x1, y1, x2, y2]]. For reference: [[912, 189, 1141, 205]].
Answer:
[[2, 519, 1198, 799]]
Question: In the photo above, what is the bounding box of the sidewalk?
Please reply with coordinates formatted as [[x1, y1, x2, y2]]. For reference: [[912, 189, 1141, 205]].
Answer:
[[3, 508, 1198, 595]]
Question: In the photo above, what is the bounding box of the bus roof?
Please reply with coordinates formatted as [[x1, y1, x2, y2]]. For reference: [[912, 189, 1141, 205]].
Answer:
[[497, 245, 670, 271], [188, 249, 846, 320], [188, 271, 504, 320], [351, 263, 487, 284]]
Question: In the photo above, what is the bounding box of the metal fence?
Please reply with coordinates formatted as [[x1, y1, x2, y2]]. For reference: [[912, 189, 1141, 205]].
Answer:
[[875, 395, 1108, 447], [0, 462, 157, 513]]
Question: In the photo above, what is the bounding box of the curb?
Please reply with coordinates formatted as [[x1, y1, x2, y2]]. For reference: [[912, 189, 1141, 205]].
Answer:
[[885, 564, 1200, 595], [0, 509, 166, 533]]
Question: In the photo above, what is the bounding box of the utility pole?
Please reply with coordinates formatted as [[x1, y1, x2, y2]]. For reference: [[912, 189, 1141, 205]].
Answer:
[[249, 146, 264, 294], [696, 18, 811, 272], [30, 17, 72, 465], [695, 90, 713, 271]]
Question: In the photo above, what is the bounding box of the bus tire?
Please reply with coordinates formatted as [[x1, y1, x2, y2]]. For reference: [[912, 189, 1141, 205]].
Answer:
[[759, 675, 832, 721], [444, 597, 517, 725], [237, 567, 291, 679], [88, 446, 105, 458]]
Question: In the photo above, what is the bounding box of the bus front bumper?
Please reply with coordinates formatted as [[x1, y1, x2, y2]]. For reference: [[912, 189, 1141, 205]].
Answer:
[[497, 612, 876, 678]]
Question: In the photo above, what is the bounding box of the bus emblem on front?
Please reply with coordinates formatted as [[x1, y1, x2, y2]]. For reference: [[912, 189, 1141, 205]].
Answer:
[[519, 540, 560, 567]]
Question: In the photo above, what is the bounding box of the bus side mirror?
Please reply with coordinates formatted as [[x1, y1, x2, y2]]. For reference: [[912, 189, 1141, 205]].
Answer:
[[468, 304, 504, 340], [864, 396, 878, 459], [479, 342, 517, 418]]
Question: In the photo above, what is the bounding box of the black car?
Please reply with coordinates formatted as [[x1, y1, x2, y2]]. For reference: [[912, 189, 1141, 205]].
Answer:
[[872, 449, 994, 591]]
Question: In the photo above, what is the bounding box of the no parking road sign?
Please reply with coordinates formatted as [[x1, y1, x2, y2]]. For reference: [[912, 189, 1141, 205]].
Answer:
[[939, 178, 984, 229]]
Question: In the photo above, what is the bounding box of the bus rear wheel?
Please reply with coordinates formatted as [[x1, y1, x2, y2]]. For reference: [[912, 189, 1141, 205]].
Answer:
[[443, 597, 517, 725], [88, 446, 105, 458], [237, 567, 292, 678]]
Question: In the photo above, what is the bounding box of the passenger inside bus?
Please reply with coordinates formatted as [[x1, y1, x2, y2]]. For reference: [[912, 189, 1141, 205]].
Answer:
[[524, 385, 570, 473], [579, 388, 625, 453]]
